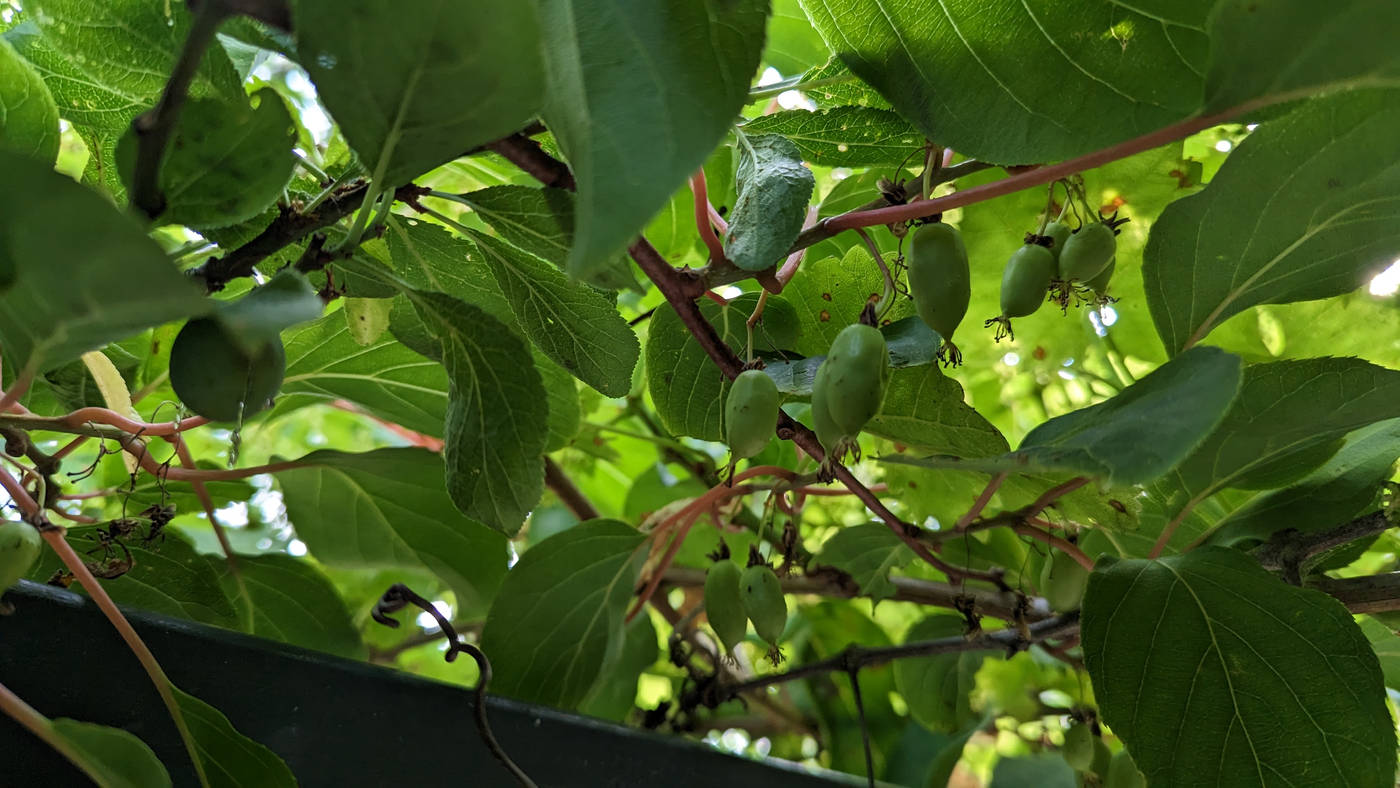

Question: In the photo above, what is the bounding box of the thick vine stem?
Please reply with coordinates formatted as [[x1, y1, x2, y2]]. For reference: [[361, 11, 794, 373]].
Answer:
[[1253, 511, 1393, 586], [543, 457, 601, 521], [130, 0, 234, 219], [662, 566, 1051, 622], [188, 183, 430, 292], [723, 612, 1082, 698]]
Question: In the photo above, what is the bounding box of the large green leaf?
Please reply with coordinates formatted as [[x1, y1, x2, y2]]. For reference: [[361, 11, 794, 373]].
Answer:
[[866, 364, 1008, 456], [740, 106, 921, 167], [49, 719, 171, 788], [0, 151, 209, 374], [782, 249, 903, 357], [173, 688, 296, 788], [799, 0, 1208, 164], [290, 0, 544, 185], [275, 448, 509, 614], [213, 270, 323, 354], [382, 217, 515, 325], [467, 231, 640, 396], [25, 527, 239, 630], [1145, 90, 1400, 355], [1205, 418, 1400, 547], [538, 0, 768, 280], [0, 37, 59, 164], [724, 133, 815, 272], [990, 754, 1077, 788], [1359, 616, 1400, 690], [644, 297, 747, 441], [218, 553, 365, 659], [275, 310, 449, 438], [892, 614, 991, 734], [2, 21, 146, 134], [408, 290, 548, 534], [536, 352, 582, 452], [885, 347, 1242, 486], [117, 92, 297, 230], [1160, 357, 1400, 530], [24, 0, 243, 120], [578, 614, 657, 722], [1082, 548, 1395, 786], [480, 519, 646, 709], [458, 185, 575, 268], [763, 0, 831, 76], [1206, 0, 1400, 112], [815, 522, 915, 603]]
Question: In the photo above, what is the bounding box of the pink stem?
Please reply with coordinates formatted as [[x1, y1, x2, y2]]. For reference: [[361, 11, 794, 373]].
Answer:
[[690, 170, 727, 264], [955, 472, 1008, 530]]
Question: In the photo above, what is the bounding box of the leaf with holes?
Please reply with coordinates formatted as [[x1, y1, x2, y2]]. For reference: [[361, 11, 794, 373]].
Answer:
[[741, 106, 921, 167], [468, 230, 639, 396], [1082, 547, 1395, 786]]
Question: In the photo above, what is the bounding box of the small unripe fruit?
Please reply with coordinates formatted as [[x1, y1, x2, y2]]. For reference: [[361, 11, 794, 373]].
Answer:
[[1062, 721, 1095, 771], [820, 323, 889, 436], [906, 222, 971, 344], [1043, 221, 1072, 260], [999, 244, 1056, 319], [0, 521, 42, 595], [170, 318, 285, 422], [740, 563, 787, 647], [1059, 222, 1116, 283], [704, 560, 747, 657], [725, 369, 780, 460], [1040, 550, 1090, 611]]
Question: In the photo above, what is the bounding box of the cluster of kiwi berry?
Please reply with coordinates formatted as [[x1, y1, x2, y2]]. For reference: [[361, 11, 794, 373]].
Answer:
[[703, 542, 788, 665], [1062, 717, 1146, 787], [905, 185, 1128, 356]]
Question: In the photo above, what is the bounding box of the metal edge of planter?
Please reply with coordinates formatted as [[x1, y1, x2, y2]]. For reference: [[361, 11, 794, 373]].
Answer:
[[0, 581, 863, 787]]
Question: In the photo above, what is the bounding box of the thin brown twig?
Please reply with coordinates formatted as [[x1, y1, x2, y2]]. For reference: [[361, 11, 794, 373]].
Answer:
[[543, 457, 601, 521]]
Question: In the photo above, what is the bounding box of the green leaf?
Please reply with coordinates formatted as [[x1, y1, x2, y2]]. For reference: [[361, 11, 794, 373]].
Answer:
[[290, 0, 544, 185], [1159, 357, 1400, 533], [24, 0, 243, 121], [1359, 616, 1400, 690], [2, 21, 145, 134], [724, 134, 816, 271], [782, 248, 912, 356], [1206, 418, 1400, 547], [382, 217, 515, 325], [815, 523, 915, 603], [0, 37, 59, 165], [578, 613, 657, 722], [1145, 90, 1400, 355], [480, 519, 646, 709], [537, 352, 582, 452], [275, 310, 449, 438], [644, 298, 744, 441], [214, 270, 323, 354], [467, 230, 640, 396], [275, 448, 509, 614], [798, 0, 1208, 164], [117, 92, 297, 230], [763, 0, 831, 76], [1082, 547, 1396, 786], [1206, 0, 1400, 112], [49, 719, 171, 788], [173, 688, 296, 788], [892, 614, 989, 734], [761, 316, 943, 396], [740, 106, 920, 167], [989, 754, 1077, 788], [458, 185, 575, 268], [409, 290, 548, 535], [866, 364, 1008, 456], [26, 527, 239, 630], [218, 553, 365, 659], [884, 347, 1242, 486], [343, 297, 391, 346], [0, 151, 209, 374], [539, 0, 768, 280]]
